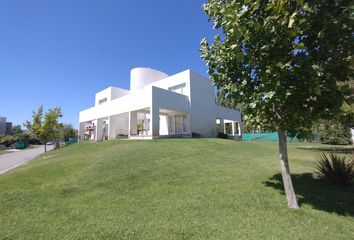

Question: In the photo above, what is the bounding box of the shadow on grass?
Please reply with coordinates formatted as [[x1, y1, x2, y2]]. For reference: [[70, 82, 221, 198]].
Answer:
[[264, 173, 354, 216], [296, 146, 354, 154]]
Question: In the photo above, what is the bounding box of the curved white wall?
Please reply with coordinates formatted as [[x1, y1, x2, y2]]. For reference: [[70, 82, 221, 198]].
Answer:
[[130, 67, 168, 92]]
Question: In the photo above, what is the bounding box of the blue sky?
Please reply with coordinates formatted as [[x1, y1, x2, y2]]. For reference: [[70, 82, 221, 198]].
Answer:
[[0, 0, 216, 127]]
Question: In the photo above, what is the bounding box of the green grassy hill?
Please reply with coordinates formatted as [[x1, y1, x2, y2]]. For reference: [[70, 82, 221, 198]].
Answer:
[[0, 139, 353, 239]]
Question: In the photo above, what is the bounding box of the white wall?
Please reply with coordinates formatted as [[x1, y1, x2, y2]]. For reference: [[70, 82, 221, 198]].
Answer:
[[146, 70, 191, 99], [189, 70, 218, 137], [150, 86, 191, 138], [159, 115, 168, 135], [111, 87, 130, 100], [80, 68, 242, 139], [215, 106, 242, 122], [95, 87, 130, 106], [151, 86, 190, 113], [109, 114, 129, 138], [80, 87, 152, 123], [130, 68, 169, 92]]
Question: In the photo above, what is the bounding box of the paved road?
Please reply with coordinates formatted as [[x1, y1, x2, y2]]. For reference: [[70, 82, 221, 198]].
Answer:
[[0, 145, 54, 174]]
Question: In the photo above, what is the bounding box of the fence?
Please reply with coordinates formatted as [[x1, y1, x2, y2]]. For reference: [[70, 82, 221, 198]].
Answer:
[[242, 132, 300, 142]]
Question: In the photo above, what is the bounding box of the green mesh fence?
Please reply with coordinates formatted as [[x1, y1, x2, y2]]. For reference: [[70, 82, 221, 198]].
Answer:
[[242, 132, 300, 142]]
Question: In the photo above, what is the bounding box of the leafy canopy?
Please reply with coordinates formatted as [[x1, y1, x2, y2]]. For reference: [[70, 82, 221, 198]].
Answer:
[[61, 124, 78, 142], [200, 0, 353, 135], [25, 106, 63, 144]]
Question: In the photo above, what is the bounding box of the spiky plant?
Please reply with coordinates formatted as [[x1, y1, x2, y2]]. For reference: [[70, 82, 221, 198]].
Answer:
[[316, 153, 354, 186]]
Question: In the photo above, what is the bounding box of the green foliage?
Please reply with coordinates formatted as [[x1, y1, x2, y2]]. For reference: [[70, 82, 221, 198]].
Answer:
[[316, 153, 354, 185], [217, 132, 228, 139], [0, 133, 37, 148], [200, 0, 353, 135], [339, 78, 354, 125], [215, 87, 240, 109], [24, 105, 63, 145], [61, 124, 78, 142], [316, 78, 354, 145], [11, 125, 23, 135], [317, 120, 351, 145], [137, 123, 144, 130], [0, 135, 18, 147]]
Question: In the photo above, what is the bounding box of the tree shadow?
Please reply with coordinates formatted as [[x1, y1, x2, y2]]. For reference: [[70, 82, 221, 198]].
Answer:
[[296, 146, 354, 154], [263, 173, 354, 216]]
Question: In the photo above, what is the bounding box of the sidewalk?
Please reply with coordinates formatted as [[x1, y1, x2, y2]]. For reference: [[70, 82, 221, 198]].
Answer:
[[0, 145, 54, 174]]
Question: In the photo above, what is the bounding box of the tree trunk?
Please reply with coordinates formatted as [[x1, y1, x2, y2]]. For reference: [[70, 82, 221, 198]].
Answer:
[[277, 128, 299, 209], [44, 143, 47, 153]]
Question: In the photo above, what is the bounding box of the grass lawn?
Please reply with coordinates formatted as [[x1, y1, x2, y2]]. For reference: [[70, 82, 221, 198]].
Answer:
[[0, 139, 353, 239]]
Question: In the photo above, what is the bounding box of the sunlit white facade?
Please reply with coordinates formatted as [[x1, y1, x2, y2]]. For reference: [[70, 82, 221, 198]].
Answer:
[[79, 68, 242, 141]]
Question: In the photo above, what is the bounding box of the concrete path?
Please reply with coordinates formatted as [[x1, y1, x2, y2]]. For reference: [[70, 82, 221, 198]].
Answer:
[[0, 145, 54, 174]]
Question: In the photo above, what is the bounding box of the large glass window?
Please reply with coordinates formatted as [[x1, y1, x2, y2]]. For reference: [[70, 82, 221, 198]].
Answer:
[[168, 114, 188, 134], [169, 116, 175, 133], [168, 83, 186, 95], [234, 122, 239, 135], [183, 115, 188, 132]]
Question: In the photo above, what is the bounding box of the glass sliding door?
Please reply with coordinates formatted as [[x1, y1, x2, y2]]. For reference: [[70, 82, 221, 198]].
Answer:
[[168, 114, 189, 135], [175, 115, 183, 134], [182, 115, 188, 133], [168, 116, 175, 134]]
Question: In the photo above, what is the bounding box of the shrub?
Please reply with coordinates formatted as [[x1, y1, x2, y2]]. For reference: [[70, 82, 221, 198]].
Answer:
[[191, 132, 201, 138], [319, 121, 351, 145], [28, 137, 41, 145], [217, 132, 228, 139], [0, 135, 18, 147], [316, 153, 354, 186]]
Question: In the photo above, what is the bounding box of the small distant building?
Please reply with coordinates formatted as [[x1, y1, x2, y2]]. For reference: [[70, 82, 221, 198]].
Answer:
[[0, 116, 12, 135]]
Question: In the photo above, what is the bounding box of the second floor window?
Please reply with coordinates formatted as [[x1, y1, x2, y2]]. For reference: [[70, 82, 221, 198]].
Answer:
[[98, 98, 107, 105], [168, 83, 186, 95]]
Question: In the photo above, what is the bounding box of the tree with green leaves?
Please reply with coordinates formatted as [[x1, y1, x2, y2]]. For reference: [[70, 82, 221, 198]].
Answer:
[[61, 124, 78, 142], [24, 106, 63, 152], [11, 125, 23, 135], [200, 0, 353, 208], [317, 78, 354, 144]]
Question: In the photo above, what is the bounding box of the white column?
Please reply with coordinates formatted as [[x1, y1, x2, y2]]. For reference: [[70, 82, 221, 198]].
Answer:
[[232, 121, 236, 136], [150, 106, 159, 138], [144, 114, 149, 133], [78, 122, 85, 142], [186, 113, 192, 136], [107, 116, 112, 140], [219, 119, 225, 134], [129, 111, 137, 137], [91, 120, 97, 140], [95, 119, 103, 141]]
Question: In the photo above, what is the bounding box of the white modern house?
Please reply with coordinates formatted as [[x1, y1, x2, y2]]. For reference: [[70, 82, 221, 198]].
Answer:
[[79, 68, 242, 141]]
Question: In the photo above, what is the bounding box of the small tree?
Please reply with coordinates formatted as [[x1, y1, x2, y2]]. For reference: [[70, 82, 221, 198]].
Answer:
[[24, 106, 63, 152], [200, 0, 353, 208], [11, 125, 23, 135], [61, 124, 78, 142]]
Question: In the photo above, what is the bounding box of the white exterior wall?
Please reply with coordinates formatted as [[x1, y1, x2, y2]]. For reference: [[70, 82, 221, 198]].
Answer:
[[109, 114, 129, 138], [145, 70, 191, 99], [189, 70, 217, 137], [80, 87, 152, 123], [95, 87, 130, 106], [79, 67, 242, 141], [130, 68, 169, 92]]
